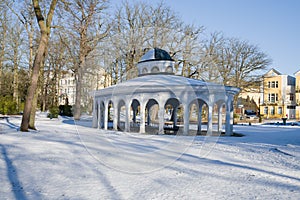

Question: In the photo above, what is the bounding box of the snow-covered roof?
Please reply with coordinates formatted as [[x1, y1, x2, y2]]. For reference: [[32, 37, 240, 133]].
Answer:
[[138, 48, 174, 63], [92, 74, 239, 97], [264, 68, 282, 77]]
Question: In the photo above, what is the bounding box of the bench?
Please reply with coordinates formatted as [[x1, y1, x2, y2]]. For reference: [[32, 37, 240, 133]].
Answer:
[[164, 125, 179, 134]]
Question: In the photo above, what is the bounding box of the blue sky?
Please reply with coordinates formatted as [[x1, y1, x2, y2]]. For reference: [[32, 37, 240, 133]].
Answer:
[[110, 0, 300, 76]]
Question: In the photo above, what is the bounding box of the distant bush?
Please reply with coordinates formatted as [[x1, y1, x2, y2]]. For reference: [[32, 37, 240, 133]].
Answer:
[[48, 106, 59, 118], [233, 113, 239, 119], [0, 96, 18, 115], [59, 105, 73, 117]]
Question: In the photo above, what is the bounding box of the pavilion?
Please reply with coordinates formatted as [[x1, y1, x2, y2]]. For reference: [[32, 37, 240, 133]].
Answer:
[[91, 48, 240, 135]]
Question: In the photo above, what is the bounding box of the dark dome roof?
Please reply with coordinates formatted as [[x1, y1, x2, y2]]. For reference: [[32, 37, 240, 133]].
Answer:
[[139, 48, 174, 63]]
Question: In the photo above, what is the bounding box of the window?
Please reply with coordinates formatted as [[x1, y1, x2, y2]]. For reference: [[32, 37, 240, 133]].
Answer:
[[264, 107, 268, 114], [267, 81, 279, 88], [165, 66, 173, 73], [290, 93, 294, 101], [268, 93, 278, 103], [151, 66, 159, 73], [270, 107, 275, 115], [270, 81, 278, 88], [142, 68, 148, 73], [271, 81, 275, 88], [278, 107, 282, 114]]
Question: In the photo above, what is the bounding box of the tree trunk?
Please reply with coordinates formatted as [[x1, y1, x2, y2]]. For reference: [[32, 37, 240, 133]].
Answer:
[[13, 47, 19, 109], [74, 66, 83, 120], [21, 35, 48, 131], [20, 0, 58, 131], [29, 91, 38, 130]]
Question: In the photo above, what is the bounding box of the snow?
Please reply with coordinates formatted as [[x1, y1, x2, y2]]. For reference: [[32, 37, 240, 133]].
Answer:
[[1, 114, 300, 199]]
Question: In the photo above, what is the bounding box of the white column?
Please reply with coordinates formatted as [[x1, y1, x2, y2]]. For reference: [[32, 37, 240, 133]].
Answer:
[[113, 100, 118, 131], [225, 96, 234, 136], [183, 104, 190, 135], [104, 101, 108, 130], [197, 102, 203, 134], [207, 104, 213, 135], [97, 100, 101, 129], [140, 102, 146, 134], [218, 104, 223, 133], [125, 102, 130, 132], [158, 103, 165, 134]]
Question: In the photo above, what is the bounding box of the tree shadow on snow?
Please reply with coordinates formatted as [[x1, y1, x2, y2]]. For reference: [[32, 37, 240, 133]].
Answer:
[[0, 144, 28, 200], [60, 116, 92, 128]]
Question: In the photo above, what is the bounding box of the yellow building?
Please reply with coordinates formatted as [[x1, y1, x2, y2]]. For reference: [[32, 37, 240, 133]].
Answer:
[[259, 69, 296, 119], [295, 70, 300, 119]]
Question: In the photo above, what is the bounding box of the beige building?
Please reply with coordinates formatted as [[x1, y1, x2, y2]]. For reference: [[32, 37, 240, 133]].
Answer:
[[259, 68, 296, 119]]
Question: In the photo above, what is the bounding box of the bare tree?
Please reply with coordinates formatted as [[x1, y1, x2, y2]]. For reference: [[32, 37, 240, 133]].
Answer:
[[228, 38, 271, 91], [199, 33, 271, 92], [109, 1, 193, 81], [6, 21, 25, 109], [61, 0, 110, 120], [6, 0, 39, 128], [0, 7, 8, 93], [21, 0, 58, 131]]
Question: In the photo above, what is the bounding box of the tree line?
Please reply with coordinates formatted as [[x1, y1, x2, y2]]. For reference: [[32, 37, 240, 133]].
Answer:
[[0, 0, 271, 131]]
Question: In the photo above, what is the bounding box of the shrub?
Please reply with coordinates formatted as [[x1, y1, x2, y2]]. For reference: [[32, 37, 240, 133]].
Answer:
[[48, 106, 59, 118], [0, 96, 18, 115], [58, 105, 73, 117]]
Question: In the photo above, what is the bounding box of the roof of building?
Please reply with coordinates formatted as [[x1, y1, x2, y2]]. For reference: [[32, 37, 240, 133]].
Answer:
[[92, 74, 239, 97], [294, 69, 300, 76], [264, 68, 282, 77], [138, 48, 174, 63]]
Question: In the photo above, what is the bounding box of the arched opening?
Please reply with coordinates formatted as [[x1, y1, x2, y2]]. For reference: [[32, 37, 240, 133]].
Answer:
[[151, 66, 159, 73], [107, 100, 114, 129], [130, 99, 140, 132], [164, 98, 181, 134], [142, 67, 148, 74], [212, 103, 219, 133], [95, 102, 99, 126], [118, 99, 126, 131], [165, 66, 173, 73], [215, 100, 226, 134], [145, 99, 159, 134], [189, 99, 208, 135]]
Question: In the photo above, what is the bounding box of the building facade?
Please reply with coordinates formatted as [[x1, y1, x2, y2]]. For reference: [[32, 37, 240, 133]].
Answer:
[[58, 68, 109, 112], [259, 68, 297, 119], [59, 70, 76, 105]]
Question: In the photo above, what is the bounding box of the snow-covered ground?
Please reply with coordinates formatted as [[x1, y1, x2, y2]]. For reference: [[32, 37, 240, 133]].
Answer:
[[1, 114, 300, 199]]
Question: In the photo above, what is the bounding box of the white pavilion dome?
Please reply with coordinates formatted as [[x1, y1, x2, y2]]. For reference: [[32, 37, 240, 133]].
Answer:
[[137, 48, 175, 76]]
